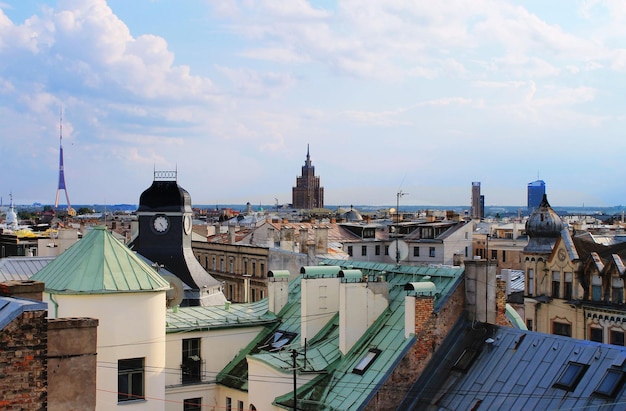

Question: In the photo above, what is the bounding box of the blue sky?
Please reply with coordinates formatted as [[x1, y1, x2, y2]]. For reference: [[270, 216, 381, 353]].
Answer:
[[0, 0, 625, 207]]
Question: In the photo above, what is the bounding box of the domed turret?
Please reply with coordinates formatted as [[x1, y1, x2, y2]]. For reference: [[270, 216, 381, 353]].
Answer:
[[137, 175, 192, 213], [524, 194, 563, 254]]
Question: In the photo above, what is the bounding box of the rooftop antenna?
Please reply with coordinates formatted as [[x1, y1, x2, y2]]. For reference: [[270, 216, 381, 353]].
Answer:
[[54, 106, 74, 215]]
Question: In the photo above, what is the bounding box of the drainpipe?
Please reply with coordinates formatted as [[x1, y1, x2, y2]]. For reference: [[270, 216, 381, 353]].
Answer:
[[49, 293, 59, 318]]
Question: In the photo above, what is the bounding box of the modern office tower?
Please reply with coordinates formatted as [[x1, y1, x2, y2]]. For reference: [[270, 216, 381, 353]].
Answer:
[[292, 145, 324, 209], [528, 180, 546, 214], [471, 182, 483, 219]]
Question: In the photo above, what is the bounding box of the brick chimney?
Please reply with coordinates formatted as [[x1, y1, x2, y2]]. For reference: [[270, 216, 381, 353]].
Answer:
[[228, 224, 237, 244], [0, 280, 45, 301], [299, 228, 309, 254], [280, 226, 295, 251], [314, 225, 329, 254]]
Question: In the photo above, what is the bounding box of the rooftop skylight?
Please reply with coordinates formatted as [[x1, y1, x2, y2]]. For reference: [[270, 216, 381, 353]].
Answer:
[[553, 362, 589, 391], [353, 348, 381, 375], [594, 369, 625, 398]]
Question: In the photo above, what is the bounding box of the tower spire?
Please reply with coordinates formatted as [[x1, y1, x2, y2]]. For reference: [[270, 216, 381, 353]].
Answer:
[[54, 107, 73, 214]]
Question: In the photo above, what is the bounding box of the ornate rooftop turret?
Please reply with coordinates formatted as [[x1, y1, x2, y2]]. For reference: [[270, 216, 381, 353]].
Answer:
[[524, 194, 564, 254]]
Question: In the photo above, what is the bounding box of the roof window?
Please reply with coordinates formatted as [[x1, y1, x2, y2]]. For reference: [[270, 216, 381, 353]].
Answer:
[[594, 369, 625, 398], [260, 330, 297, 351], [553, 362, 589, 391], [353, 348, 381, 375], [452, 348, 479, 372]]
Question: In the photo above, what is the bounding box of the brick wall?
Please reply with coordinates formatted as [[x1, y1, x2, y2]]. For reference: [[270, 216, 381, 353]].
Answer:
[[364, 280, 466, 411], [0, 309, 48, 410], [496, 279, 509, 327]]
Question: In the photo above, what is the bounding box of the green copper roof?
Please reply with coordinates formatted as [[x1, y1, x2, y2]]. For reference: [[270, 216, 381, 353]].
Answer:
[[31, 226, 170, 294], [166, 299, 278, 333], [218, 259, 465, 411]]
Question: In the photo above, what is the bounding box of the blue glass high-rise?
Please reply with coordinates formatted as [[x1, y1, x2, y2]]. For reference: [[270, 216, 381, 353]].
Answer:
[[527, 180, 546, 214]]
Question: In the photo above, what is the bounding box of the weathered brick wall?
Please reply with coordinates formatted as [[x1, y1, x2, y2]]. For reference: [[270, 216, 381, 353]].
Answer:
[[364, 280, 466, 411], [0, 310, 48, 410], [496, 279, 509, 327]]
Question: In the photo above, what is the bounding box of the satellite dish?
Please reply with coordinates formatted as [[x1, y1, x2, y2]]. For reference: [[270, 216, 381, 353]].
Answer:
[[160, 272, 185, 308], [388, 240, 409, 262]]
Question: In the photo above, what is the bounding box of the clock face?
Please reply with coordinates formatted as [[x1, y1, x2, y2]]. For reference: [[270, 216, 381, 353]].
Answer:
[[153, 215, 169, 234], [184, 214, 192, 235]]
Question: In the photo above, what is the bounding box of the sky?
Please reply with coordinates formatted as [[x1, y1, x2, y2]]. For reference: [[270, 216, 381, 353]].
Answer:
[[0, 0, 625, 208]]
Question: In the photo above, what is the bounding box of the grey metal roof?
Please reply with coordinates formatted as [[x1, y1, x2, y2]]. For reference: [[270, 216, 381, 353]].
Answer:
[[0, 256, 55, 282], [0, 296, 47, 330], [403, 319, 626, 410]]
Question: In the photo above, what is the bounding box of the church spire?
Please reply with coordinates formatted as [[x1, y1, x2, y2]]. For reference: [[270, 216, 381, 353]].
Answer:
[[305, 143, 311, 167]]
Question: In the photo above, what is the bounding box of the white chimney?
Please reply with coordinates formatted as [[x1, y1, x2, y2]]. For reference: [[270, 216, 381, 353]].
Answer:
[[300, 266, 341, 345], [267, 270, 291, 314], [338, 270, 389, 354]]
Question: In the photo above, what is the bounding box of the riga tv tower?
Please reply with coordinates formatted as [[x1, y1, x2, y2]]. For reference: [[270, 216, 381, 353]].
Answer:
[[54, 108, 74, 215]]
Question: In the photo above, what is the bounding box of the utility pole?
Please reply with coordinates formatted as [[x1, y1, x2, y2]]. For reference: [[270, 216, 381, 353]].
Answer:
[[292, 349, 298, 411]]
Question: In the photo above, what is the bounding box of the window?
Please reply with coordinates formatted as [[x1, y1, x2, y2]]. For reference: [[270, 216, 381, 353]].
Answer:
[[212, 257, 216, 270], [238, 400, 244, 411], [243, 260, 247, 274], [429, 247, 436, 258], [594, 369, 625, 398], [347, 246, 353, 257], [413, 247, 420, 257], [452, 348, 479, 372], [260, 263, 265, 277], [528, 269, 535, 296], [552, 271, 561, 298], [182, 338, 202, 383], [526, 319, 533, 331], [361, 245, 367, 256], [502, 250, 507, 263], [251, 288, 256, 302], [590, 327, 603, 343], [228, 284, 233, 300], [564, 272, 573, 300], [261, 330, 297, 351], [592, 275, 602, 301], [465, 246, 468, 258], [613, 277, 624, 304], [384, 245, 389, 256], [553, 362, 589, 391], [230, 259, 235, 274], [553, 321, 572, 337], [353, 348, 381, 375], [184, 398, 202, 411], [611, 330, 625, 346], [118, 358, 144, 402], [252, 262, 256, 276], [226, 397, 232, 411], [375, 245, 380, 256], [220, 258, 224, 271], [491, 250, 497, 260]]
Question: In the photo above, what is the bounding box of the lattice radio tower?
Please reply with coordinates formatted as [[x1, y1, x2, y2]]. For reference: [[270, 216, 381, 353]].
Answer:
[[54, 108, 73, 214]]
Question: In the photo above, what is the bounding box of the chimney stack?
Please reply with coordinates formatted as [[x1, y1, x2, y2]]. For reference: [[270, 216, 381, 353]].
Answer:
[[0, 280, 45, 301], [267, 270, 291, 314]]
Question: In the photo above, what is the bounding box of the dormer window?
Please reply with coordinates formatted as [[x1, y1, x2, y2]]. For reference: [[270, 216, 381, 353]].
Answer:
[[612, 277, 624, 304]]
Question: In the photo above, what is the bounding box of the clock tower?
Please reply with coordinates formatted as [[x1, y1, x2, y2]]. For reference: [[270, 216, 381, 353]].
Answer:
[[134, 171, 225, 306]]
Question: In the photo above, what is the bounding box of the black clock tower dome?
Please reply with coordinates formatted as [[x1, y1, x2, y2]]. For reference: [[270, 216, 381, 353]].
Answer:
[[134, 171, 224, 306]]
